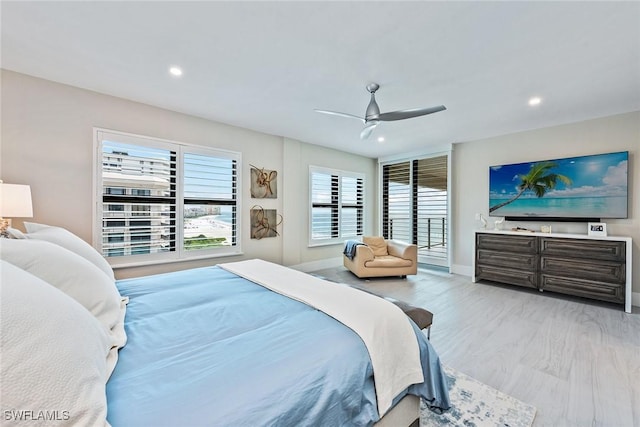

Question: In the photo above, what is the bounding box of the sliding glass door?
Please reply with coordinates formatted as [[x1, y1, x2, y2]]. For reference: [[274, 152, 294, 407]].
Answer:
[[381, 154, 450, 268]]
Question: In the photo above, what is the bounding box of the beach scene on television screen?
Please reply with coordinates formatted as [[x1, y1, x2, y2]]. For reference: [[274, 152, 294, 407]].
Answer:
[[489, 152, 628, 218]]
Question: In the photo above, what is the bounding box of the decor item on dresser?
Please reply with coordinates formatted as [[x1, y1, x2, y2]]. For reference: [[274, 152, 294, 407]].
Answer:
[[343, 236, 418, 278], [0, 181, 33, 237], [472, 230, 633, 313], [588, 222, 607, 237], [493, 216, 505, 230], [475, 212, 488, 229], [250, 164, 277, 198], [250, 205, 282, 239]]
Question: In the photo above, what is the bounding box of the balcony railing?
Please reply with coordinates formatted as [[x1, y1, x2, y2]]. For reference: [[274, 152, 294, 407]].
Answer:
[[389, 217, 446, 250]]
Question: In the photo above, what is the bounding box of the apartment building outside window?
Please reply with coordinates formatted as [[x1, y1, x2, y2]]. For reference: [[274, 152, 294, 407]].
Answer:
[[95, 129, 241, 266]]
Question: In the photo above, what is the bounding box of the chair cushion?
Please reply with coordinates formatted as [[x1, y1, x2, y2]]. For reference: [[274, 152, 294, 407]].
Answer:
[[363, 236, 388, 256], [365, 255, 413, 268]]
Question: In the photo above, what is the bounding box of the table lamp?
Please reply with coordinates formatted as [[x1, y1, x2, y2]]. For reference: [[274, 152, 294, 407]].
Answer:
[[0, 181, 33, 237]]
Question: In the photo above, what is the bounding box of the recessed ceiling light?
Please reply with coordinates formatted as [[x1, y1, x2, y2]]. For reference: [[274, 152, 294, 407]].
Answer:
[[377, 136, 385, 143], [169, 66, 183, 77], [528, 97, 542, 106]]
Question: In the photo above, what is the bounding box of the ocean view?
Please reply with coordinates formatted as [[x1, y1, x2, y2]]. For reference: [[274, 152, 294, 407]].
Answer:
[[184, 210, 234, 246], [490, 196, 627, 217]]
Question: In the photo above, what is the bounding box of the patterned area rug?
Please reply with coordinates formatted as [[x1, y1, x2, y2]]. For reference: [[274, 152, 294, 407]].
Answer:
[[421, 366, 537, 427]]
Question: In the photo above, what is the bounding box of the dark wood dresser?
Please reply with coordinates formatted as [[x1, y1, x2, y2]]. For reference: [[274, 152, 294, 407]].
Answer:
[[472, 230, 632, 312]]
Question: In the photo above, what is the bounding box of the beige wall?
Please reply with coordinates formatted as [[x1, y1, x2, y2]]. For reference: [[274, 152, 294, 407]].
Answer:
[[0, 70, 376, 278], [282, 138, 378, 267], [451, 111, 640, 296]]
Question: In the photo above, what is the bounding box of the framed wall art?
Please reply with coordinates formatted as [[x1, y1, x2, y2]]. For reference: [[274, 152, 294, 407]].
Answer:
[[250, 205, 283, 239], [250, 164, 277, 199]]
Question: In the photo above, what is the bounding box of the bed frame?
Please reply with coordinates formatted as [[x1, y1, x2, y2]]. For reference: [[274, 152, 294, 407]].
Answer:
[[374, 394, 420, 427]]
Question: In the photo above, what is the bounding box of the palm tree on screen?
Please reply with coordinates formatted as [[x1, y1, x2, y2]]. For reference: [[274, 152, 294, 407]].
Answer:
[[489, 161, 572, 213]]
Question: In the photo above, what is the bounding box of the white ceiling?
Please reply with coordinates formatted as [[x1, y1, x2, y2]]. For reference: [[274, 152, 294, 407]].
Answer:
[[2, 1, 639, 158]]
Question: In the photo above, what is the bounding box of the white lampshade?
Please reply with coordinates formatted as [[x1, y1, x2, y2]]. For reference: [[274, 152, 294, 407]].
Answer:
[[0, 183, 33, 218]]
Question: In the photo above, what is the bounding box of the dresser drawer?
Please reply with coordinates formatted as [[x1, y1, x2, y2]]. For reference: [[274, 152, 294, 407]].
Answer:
[[476, 233, 537, 254], [475, 265, 537, 289], [476, 249, 537, 271], [540, 238, 625, 262], [539, 256, 625, 284], [540, 274, 624, 304]]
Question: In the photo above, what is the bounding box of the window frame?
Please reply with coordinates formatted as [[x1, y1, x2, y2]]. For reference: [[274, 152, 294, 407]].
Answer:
[[93, 128, 242, 268], [308, 165, 365, 247], [379, 150, 451, 268]]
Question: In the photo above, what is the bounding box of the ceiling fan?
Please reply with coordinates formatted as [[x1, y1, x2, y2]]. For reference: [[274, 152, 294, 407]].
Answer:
[[315, 83, 446, 140]]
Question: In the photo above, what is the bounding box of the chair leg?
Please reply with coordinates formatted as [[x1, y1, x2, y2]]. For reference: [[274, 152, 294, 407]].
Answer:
[[426, 326, 431, 340]]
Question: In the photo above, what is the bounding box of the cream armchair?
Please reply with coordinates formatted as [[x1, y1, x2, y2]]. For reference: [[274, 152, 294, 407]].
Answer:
[[343, 236, 417, 278]]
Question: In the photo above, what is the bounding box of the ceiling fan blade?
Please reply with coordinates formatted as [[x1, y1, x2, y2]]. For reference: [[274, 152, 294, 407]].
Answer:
[[360, 121, 379, 140], [314, 109, 365, 123], [377, 105, 446, 121]]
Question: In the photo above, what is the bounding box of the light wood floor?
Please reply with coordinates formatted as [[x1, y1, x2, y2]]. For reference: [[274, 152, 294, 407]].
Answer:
[[311, 265, 640, 427]]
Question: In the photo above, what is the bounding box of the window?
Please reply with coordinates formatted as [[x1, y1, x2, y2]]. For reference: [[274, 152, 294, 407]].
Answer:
[[95, 129, 241, 266], [309, 166, 364, 245]]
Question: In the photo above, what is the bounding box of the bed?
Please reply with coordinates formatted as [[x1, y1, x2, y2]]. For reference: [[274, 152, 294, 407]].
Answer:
[[0, 223, 450, 427]]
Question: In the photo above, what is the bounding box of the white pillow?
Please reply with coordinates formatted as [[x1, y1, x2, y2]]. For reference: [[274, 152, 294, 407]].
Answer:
[[0, 238, 127, 372], [5, 227, 26, 239], [24, 222, 115, 280], [0, 260, 111, 426]]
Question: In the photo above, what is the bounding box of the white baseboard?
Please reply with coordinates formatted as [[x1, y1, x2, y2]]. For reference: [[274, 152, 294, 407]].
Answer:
[[290, 257, 342, 273], [451, 264, 472, 277]]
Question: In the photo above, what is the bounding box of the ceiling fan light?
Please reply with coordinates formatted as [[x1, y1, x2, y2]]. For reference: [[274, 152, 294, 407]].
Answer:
[[360, 121, 379, 140], [528, 97, 542, 106]]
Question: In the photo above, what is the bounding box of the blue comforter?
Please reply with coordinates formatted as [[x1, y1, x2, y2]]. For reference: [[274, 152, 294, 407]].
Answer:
[[106, 266, 449, 426]]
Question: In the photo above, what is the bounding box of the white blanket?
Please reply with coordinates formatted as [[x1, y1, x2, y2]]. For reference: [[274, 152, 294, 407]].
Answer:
[[218, 259, 424, 417]]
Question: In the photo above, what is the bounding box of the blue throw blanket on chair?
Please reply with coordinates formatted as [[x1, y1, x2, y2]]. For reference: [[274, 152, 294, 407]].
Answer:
[[343, 240, 365, 260]]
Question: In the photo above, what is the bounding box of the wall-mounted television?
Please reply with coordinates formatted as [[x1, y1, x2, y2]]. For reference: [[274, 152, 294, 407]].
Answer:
[[489, 151, 628, 221]]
